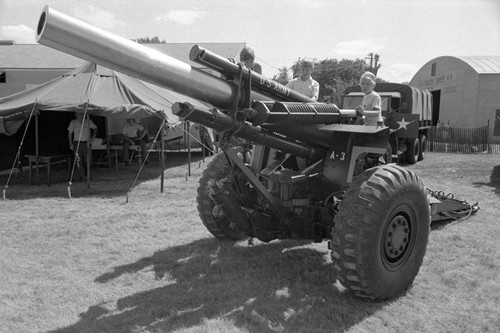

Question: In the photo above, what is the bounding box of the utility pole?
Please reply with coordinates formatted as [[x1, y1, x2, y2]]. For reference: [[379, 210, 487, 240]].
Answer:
[[366, 52, 381, 76], [366, 52, 374, 73], [374, 54, 381, 76]]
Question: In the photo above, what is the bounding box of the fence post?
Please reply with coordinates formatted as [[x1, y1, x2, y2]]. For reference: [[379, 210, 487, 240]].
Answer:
[[487, 120, 492, 154]]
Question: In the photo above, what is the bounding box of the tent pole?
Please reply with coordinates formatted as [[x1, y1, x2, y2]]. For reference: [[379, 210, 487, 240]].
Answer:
[[35, 113, 39, 185], [187, 121, 191, 176], [160, 119, 165, 193], [83, 103, 91, 189], [105, 117, 112, 170], [87, 139, 91, 189]]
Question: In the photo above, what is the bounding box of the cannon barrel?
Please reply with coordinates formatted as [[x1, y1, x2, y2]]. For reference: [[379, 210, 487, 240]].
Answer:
[[36, 5, 257, 109], [189, 46, 315, 103], [173, 102, 326, 160]]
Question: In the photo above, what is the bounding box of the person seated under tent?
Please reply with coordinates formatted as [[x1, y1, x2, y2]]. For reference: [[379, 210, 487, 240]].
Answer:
[[121, 118, 148, 165]]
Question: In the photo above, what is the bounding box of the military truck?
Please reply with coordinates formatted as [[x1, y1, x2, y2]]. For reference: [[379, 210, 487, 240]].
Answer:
[[342, 83, 433, 164]]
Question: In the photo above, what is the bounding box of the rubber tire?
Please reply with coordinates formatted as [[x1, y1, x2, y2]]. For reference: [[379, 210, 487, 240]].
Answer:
[[331, 164, 430, 301], [418, 134, 426, 161], [197, 150, 247, 240], [406, 138, 420, 165]]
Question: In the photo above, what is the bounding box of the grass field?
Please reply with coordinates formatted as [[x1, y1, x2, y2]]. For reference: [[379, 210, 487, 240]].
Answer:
[[0, 151, 499, 333]]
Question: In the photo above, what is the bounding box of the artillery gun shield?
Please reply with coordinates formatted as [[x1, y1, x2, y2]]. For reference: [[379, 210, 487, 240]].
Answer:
[[330, 164, 430, 300]]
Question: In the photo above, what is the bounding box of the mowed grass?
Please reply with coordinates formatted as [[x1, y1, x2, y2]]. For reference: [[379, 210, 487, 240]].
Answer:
[[0, 151, 499, 333]]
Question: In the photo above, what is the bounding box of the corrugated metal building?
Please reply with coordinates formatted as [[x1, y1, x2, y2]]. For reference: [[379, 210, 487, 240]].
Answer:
[[410, 56, 500, 134]]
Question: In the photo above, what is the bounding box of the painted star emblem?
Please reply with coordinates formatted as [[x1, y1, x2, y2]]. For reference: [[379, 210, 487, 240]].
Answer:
[[396, 117, 415, 131]]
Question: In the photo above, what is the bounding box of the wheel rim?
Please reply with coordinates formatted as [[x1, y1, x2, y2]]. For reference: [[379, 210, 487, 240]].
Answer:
[[414, 139, 420, 162], [381, 204, 416, 271], [420, 136, 426, 159]]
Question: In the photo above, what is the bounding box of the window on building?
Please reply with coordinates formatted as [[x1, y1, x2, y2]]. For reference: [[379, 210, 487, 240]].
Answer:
[[431, 63, 436, 77], [0, 72, 6, 83]]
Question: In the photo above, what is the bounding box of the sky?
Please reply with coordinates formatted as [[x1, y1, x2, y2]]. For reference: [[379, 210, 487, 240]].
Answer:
[[1, 0, 499, 83]]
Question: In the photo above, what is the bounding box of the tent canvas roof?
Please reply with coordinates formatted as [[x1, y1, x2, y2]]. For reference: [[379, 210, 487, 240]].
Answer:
[[0, 61, 209, 135]]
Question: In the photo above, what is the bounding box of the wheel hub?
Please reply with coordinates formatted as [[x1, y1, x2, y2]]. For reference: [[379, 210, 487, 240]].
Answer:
[[212, 204, 225, 218], [385, 215, 410, 260]]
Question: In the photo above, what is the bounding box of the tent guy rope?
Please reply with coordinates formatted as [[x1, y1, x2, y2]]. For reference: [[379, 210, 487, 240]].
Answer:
[[2, 101, 38, 200], [67, 102, 91, 198]]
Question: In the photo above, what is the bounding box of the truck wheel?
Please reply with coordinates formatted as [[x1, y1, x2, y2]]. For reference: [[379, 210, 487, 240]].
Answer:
[[418, 134, 426, 161], [406, 138, 420, 165], [330, 165, 430, 301], [197, 150, 247, 240]]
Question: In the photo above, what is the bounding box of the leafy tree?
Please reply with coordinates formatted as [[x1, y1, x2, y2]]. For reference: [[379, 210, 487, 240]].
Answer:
[[272, 66, 291, 85], [313, 58, 368, 104], [135, 36, 166, 43]]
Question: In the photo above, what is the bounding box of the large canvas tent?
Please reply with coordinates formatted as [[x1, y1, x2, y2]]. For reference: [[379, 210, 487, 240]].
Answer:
[[0, 62, 210, 171]]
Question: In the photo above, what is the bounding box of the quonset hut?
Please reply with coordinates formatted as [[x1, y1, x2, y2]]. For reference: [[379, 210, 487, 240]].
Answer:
[[410, 56, 500, 135]]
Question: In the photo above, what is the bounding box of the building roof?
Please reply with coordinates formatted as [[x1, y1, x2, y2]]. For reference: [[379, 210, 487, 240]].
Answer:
[[0, 42, 245, 70], [0, 44, 84, 69], [455, 56, 500, 74]]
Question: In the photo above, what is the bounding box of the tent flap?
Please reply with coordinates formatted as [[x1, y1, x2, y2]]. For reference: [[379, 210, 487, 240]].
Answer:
[[0, 116, 24, 135]]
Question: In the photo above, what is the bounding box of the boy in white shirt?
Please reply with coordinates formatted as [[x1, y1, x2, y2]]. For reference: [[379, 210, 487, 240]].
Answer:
[[285, 59, 320, 100], [356, 72, 383, 126]]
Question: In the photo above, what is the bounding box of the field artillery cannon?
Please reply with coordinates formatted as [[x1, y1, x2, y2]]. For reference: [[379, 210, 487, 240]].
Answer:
[[36, 6, 478, 301]]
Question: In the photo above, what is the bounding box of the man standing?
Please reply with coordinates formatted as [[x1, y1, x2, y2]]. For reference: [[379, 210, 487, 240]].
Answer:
[[122, 118, 147, 165], [286, 59, 320, 100], [67, 112, 97, 180]]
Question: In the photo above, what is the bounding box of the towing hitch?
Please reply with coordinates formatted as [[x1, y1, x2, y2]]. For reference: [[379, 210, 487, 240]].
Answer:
[[428, 188, 479, 223]]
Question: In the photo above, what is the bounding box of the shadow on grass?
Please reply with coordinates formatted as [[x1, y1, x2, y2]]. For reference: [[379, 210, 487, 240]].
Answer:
[[473, 164, 500, 196], [431, 218, 470, 231], [49, 238, 389, 333], [1, 152, 207, 200]]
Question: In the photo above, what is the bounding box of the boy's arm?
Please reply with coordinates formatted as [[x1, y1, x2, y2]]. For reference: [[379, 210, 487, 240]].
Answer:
[[363, 109, 381, 117], [355, 107, 381, 121], [253, 63, 262, 74], [368, 94, 382, 111], [311, 81, 320, 100]]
